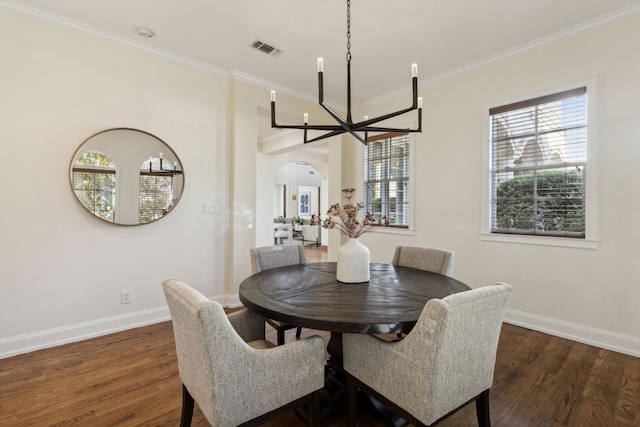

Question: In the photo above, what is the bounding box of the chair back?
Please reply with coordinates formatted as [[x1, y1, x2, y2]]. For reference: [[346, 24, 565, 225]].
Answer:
[[250, 244, 307, 274], [407, 283, 512, 421], [162, 280, 255, 426], [391, 246, 454, 277]]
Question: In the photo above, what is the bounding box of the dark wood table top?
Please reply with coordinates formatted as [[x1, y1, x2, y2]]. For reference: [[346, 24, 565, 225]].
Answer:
[[239, 262, 471, 335]]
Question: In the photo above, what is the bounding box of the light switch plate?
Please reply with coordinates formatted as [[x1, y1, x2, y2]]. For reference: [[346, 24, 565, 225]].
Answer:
[[203, 202, 218, 214]]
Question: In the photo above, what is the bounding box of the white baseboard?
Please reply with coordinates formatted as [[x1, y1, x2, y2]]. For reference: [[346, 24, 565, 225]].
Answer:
[[1, 293, 237, 359], [0, 306, 171, 359], [504, 309, 640, 358], [3, 302, 638, 359]]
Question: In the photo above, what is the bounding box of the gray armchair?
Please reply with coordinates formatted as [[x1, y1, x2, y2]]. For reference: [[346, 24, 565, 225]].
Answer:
[[249, 245, 307, 345], [162, 279, 325, 427], [343, 283, 513, 427], [391, 246, 455, 277]]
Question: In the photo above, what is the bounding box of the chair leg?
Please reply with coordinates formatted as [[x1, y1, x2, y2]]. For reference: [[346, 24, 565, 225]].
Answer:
[[475, 389, 491, 427], [307, 391, 320, 427], [277, 327, 286, 345], [296, 327, 302, 339], [180, 384, 195, 427], [346, 375, 358, 427]]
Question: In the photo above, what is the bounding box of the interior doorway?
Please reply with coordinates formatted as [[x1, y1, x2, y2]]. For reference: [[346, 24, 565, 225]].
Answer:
[[274, 163, 323, 220]]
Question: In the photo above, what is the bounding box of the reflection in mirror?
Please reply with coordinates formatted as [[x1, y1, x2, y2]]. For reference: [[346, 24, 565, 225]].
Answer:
[[70, 128, 184, 225], [138, 154, 183, 223], [71, 151, 117, 222]]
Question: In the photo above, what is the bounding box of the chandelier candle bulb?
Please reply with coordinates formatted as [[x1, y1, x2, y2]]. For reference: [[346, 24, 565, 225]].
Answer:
[[317, 57, 324, 72], [270, 90, 276, 102], [304, 113, 308, 124], [412, 63, 418, 78], [418, 97, 423, 109]]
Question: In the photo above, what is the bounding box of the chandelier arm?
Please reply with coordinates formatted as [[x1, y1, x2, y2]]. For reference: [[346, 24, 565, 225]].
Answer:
[[351, 106, 420, 130], [304, 128, 368, 145], [320, 101, 351, 129], [351, 77, 420, 128], [347, 129, 368, 145], [273, 124, 346, 131], [317, 68, 354, 129], [304, 129, 348, 144], [360, 126, 417, 133], [318, 96, 368, 144]]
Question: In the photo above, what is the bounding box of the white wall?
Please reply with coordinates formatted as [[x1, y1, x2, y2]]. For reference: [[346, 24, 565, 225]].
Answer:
[[0, 10, 229, 357], [356, 15, 640, 355], [2, 7, 639, 358]]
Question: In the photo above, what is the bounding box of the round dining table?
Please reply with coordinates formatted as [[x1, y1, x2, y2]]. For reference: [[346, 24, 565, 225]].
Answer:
[[239, 262, 471, 360]]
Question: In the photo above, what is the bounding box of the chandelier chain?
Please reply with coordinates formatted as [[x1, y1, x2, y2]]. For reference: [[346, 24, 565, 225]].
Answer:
[[346, 0, 351, 63]]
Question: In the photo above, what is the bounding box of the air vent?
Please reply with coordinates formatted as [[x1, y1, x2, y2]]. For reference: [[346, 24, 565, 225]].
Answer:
[[252, 40, 281, 56]]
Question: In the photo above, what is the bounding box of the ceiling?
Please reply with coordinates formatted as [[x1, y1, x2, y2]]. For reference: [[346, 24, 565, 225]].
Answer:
[[5, 0, 640, 144]]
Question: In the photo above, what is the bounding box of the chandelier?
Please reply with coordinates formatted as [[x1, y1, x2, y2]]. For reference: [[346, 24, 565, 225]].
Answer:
[[270, 0, 422, 145]]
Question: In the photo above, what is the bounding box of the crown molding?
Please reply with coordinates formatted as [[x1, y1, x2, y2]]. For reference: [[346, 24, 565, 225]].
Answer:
[[3, 0, 640, 109], [359, 2, 640, 109], [0, 0, 229, 79]]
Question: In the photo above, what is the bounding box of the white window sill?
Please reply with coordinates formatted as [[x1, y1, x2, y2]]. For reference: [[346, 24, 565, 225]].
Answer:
[[372, 226, 415, 236], [480, 232, 599, 250]]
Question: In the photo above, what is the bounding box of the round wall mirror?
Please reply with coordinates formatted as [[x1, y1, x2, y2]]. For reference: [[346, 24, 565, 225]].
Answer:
[[70, 128, 184, 225]]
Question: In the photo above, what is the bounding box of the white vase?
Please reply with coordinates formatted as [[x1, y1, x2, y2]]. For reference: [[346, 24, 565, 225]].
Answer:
[[337, 237, 370, 283]]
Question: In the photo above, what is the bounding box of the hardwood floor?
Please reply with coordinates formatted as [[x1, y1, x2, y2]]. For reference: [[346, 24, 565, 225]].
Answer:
[[2, 322, 638, 426], [303, 244, 327, 263], [2, 247, 638, 426]]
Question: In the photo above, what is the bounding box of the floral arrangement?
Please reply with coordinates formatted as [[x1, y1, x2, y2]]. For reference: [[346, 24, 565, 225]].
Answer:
[[322, 188, 376, 238]]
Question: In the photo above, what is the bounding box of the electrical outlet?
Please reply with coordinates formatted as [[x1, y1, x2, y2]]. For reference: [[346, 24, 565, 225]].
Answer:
[[121, 290, 133, 304]]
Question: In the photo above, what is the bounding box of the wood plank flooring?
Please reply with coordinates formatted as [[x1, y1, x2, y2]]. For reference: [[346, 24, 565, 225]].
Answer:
[[2, 322, 638, 426], [2, 246, 638, 426]]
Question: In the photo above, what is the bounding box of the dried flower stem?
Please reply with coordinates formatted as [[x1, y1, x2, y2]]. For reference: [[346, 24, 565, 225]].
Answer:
[[322, 189, 376, 238]]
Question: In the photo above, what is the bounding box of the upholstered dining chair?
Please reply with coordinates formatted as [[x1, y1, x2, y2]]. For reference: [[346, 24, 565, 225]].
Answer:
[[391, 245, 455, 277], [390, 246, 456, 339], [249, 244, 306, 345], [163, 279, 324, 427], [343, 282, 513, 427]]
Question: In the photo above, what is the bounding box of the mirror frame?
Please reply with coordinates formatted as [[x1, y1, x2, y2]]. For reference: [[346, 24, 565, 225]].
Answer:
[[69, 128, 185, 226]]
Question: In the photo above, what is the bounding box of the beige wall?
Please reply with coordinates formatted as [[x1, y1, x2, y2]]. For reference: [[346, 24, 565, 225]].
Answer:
[[0, 10, 230, 356], [356, 15, 640, 354], [1, 7, 639, 357]]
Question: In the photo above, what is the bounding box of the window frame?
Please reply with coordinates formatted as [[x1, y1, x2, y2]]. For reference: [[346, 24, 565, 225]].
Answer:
[[71, 150, 119, 223], [481, 80, 599, 249], [363, 132, 413, 231]]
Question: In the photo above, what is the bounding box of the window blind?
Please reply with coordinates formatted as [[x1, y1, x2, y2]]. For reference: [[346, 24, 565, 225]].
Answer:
[[363, 133, 410, 227], [489, 87, 587, 237], [139, 175, 174, 223]]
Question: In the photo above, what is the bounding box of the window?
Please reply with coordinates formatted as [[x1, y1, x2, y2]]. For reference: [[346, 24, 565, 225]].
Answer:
[[71, 151, 117, 222], [489, 87, 587, 238], [363, 132, 410, 227], [139, 157, 178, 223]]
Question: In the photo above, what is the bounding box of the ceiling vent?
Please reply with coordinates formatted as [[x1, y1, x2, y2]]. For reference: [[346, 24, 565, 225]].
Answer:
[[252, 40, 281, 56]]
